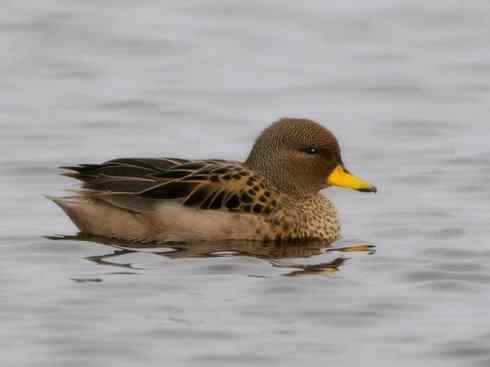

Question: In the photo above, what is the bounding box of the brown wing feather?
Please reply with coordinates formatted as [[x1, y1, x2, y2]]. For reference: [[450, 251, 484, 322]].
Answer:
[[61, 158, 281, 214]]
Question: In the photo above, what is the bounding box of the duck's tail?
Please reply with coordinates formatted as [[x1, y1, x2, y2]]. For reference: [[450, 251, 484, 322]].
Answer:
[[46, 195, 151, 241]]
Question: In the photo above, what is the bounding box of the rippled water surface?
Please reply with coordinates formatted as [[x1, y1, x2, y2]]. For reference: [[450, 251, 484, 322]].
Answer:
[[2, 1, 490, 366]]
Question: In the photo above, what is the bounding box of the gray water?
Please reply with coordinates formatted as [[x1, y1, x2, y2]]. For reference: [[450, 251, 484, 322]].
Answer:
[[2, 1, 490, 366]]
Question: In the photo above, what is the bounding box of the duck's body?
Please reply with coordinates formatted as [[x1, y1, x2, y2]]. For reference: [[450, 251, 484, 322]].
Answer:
[[51, 118, 375, 243]]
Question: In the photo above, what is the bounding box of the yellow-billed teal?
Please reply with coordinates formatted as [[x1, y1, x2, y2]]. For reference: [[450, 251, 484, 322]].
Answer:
[[50, 118, 376, 243]]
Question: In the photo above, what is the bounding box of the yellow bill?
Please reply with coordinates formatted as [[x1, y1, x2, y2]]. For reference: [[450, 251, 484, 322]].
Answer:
[[327, 165, 377, 193]]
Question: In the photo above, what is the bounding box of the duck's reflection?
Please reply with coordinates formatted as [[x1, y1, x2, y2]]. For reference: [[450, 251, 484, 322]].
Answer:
[[46, 234, 375, 276], [272, 257, 347, 276]]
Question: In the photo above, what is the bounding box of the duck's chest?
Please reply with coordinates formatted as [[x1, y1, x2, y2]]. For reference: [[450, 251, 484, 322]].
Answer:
[[266, 195, 340, 242]]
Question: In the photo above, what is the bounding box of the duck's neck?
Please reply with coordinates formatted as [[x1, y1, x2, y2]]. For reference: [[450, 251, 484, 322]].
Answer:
[[245, 152, 308, 197]]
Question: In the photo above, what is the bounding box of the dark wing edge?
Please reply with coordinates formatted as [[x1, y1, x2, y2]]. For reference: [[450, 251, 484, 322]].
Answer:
[[60, 158, 278, 215], [61, 157, 196, 191]]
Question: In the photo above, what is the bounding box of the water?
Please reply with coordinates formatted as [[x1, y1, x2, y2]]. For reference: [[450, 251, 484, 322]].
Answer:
[[2, 1, 490, 366]]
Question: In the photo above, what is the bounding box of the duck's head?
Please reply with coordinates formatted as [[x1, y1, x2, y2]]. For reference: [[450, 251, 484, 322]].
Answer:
[[245, 118, 377, 195]]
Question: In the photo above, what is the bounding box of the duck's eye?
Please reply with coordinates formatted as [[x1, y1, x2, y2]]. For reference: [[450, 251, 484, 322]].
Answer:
[[303, 147, 319, 155]]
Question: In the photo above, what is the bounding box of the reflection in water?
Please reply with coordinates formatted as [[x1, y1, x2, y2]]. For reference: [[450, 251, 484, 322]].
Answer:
[[70, 277, 103, 283], [272, 257, 347, 277], [46, 234, 375, 277]]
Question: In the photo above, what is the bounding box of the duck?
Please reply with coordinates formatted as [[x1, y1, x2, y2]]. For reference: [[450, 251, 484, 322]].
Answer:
[[50, 118, 376, 243]]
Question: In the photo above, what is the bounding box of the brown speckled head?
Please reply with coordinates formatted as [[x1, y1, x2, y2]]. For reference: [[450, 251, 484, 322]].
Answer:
[[245, 118, 376, 195]]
